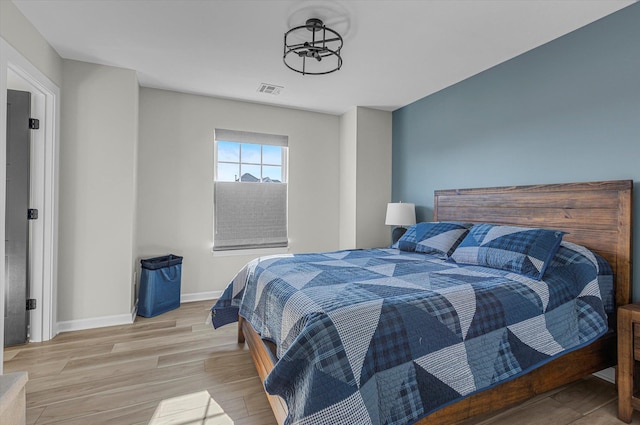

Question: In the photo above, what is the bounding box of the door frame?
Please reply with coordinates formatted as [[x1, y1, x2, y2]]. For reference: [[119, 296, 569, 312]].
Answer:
[[1, 38, 59, 345]]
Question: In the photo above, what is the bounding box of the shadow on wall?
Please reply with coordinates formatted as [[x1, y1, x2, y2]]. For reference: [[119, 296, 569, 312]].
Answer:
[[416, 206, 434, 223]]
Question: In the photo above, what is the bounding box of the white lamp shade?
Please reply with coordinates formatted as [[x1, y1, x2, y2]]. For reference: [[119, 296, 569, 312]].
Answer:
[[385, 202, 416, 226]]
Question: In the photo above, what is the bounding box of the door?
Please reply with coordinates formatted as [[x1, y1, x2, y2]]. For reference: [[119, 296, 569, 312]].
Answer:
[[5, 89, 31, 347]]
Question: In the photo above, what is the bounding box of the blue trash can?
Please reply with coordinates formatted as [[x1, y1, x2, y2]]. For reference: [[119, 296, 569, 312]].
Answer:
[[138, 254, 183, 317]]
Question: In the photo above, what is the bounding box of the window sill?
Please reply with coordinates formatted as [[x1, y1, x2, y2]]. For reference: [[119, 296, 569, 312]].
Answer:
[[211, 246, 290, 257]]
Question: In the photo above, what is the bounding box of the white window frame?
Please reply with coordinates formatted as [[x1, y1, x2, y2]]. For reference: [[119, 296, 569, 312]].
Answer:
[[213, 129, 289, 252]]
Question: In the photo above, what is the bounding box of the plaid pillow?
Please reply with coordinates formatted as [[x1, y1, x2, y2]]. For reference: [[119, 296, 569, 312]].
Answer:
[[450, 223, 565, 280], [398, 222, 473, 258]]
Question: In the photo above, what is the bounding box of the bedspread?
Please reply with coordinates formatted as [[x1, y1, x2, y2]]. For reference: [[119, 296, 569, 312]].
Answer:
[[211, 243, 611, 425]]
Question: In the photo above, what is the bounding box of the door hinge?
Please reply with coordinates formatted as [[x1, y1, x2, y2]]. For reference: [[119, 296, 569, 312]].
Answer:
[[29, 118, 40, 129], [26, 299, 37, 310], [28, 209, 38, 220]]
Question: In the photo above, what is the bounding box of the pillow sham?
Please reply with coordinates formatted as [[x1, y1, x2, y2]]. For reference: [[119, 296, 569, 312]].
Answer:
[[397, 222, 473, 258], [450, 223, 565, 280], [548, 240, 614, 314]]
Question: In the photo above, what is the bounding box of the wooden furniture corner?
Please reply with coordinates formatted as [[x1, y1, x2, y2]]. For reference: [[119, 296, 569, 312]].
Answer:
[[618, 303, 640, 423]]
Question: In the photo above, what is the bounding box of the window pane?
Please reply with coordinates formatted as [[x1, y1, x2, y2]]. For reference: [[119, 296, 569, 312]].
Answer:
[[217, 141, 239, 162], [241, 143, 261, 164], [262, 166, 283, 182], [240, 164, 261, 181], [262, 145, 282, 165], [218, 163, 240, 182]]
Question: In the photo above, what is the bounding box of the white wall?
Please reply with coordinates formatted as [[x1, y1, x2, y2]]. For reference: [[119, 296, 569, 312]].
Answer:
[[0, 1, 62, 87], [355, 107, 392, 249], [339, 108, 357, 249], [58, 60, 138, 322], [137, 88, 341, 295], [339, 107, 393, 250]]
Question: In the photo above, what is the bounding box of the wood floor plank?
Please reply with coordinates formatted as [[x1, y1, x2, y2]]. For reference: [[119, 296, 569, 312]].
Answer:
[[569, 400, 640, 424], [231, 408, 279, 425], [203, 353, 257, 384], [26, 406, 45, 425], [176, 313, 215, 328], [244, 390, 273, 416], [112, 324, 194, 346], [109, 326, 207, 353], [157, 341, 248, 368], [35, 370, 232, 424], [25, 320, 178, 346], [27, 360, 204, 408], [205, 377, 268, 403], [550, 376, 617, 415], [3, 348, 20, 361], [10, 341, 115, 360], [147, 392, 249, 424], [4, 359, 68, 379], [27, 357, 156, 394], [6, 343, 115, 366], [192, 322, 215, 332], [45, 401, 160, 425], [474, 397, 582, 425], [2, 300, 627, 425], [60, 334, 215, 372]]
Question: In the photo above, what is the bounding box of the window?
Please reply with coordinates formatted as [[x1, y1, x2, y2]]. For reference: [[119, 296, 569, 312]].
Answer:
[[217, 142, 284, 183], [213, 129, 288, 251]]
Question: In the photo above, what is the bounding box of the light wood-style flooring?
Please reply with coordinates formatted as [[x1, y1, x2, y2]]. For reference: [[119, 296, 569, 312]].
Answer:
[[3, 300, 638, 425]]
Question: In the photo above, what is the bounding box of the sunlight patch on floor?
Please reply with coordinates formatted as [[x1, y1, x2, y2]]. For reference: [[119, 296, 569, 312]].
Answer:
[[149, 391, 235, 425]]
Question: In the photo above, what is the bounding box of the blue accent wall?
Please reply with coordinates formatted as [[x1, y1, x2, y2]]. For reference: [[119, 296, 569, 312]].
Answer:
[[392, 3, 640, 298]]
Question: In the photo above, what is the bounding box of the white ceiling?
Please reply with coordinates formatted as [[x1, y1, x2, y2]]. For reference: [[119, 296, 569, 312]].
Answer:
[[13, 0, 636, 115]]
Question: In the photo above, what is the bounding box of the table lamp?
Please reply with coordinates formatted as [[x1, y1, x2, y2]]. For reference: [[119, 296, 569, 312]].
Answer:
[[385, 202, 416, 243]]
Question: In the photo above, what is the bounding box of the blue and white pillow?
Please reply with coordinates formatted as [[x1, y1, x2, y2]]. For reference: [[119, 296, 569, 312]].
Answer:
[[398, 222, 472, 258], [450, 223, 565, 280], [548, 240, 614, 313]]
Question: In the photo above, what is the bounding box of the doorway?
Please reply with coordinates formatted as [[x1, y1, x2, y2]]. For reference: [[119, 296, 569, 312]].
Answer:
[[5, 89, 32, 346], [1, 39, 59, 351]]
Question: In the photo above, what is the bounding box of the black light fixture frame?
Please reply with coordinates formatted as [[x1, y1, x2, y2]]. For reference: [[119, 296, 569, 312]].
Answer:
[[283, 18, 343, 75]]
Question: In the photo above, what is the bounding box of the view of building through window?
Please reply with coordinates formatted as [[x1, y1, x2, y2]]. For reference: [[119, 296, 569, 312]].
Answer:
[[216, 141, 285, 183]]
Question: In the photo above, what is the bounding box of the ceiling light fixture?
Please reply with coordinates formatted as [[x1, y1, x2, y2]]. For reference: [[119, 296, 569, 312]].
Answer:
[[283, 18, 343, 76]]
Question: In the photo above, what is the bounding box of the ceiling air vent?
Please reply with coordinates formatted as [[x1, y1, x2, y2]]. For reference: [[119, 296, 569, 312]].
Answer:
[[257, 83, 283, 95]]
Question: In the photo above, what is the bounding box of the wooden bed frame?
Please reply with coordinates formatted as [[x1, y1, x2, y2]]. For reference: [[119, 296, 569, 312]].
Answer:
[[238, 180, 633, 424]]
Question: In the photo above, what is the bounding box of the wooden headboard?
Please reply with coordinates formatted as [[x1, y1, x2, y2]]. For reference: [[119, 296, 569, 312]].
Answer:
[[434, 180, 633, 308]]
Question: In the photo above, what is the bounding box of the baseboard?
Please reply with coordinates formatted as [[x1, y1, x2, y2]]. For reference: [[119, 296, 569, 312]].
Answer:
[[181, 291, 221, 303], [56, 292, 221, 333], [57, 313, 133, 334], [593, 367, 615, 384]]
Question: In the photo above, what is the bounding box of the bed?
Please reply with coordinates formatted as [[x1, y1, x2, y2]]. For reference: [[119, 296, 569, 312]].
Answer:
[[211, 180, 633, 425]]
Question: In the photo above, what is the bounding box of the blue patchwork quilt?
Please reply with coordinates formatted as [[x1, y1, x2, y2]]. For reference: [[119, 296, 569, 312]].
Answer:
[[211, 241, 612, 425]]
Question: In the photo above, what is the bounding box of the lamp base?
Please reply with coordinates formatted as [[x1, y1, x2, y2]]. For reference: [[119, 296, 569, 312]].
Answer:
[[392, 227, 407, 244]]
